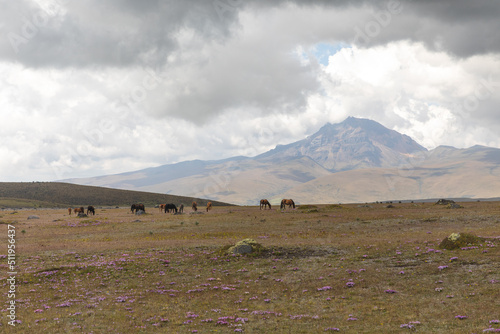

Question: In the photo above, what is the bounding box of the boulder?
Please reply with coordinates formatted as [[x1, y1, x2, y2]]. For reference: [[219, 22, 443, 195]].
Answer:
[[27, 215, 40, 220], [439, 232, 484, 250], [436, 199, 455, 205], [228, 238, 265, 255]]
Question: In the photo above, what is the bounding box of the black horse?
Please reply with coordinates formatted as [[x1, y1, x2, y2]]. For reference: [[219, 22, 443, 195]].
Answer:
[[164, 203, 178, 213], [131, 203, 145, 213], [87, 205, 95, 215]]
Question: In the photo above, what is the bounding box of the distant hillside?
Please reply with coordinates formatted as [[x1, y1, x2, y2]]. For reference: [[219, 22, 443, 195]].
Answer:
[[0, 182, 230, 208]]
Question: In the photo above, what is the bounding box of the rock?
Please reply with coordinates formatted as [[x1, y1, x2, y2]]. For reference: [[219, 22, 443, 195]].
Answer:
[[27, 215, 40, 220], [135, 210, 145, 215], [231, 244, 253, 254], [228, 238, 265, 255], [447, 203, 463, 209], [77, 213, 88, 218], [439, 232, 484, 250], [436, 199, 455, 205]]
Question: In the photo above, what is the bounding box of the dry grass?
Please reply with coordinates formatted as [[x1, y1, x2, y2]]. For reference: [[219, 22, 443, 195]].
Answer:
[[0, 202, 499, 333]]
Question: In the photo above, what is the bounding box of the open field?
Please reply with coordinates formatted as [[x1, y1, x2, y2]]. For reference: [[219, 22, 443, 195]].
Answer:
[[0, 202, 499, 333]]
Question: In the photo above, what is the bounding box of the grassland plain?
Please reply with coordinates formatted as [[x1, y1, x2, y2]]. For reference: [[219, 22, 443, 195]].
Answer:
[[0, 202, 499, 333]]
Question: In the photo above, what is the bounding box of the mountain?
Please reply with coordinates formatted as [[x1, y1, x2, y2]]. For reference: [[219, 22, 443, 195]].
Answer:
[[256, 117, 427, 171], [63, 117, 500, 205]]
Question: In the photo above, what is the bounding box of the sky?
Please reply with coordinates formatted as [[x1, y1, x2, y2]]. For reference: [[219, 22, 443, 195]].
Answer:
[[1, 0, 499, 182]]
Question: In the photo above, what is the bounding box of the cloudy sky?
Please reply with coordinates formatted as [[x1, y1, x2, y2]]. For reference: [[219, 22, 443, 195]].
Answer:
[[1, 0, 499, 182]]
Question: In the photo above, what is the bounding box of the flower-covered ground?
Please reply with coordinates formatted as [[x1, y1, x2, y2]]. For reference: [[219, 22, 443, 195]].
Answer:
[[1, 202, 499, 333]]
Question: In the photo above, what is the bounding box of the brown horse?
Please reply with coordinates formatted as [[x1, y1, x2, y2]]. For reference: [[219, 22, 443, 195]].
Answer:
[[179, 204, 184, 213], [280, 199, 295, 210], [260, 199, 271, 210], [74, 207, 85, 214], [206, 202, 212, 212], [192, 202, 198, 212], [159, 204, 166, 212], [68, 208, 72, 215]]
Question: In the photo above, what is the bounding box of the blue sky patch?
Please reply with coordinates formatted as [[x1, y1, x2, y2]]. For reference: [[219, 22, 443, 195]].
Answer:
[[313, 42, 350, 66]]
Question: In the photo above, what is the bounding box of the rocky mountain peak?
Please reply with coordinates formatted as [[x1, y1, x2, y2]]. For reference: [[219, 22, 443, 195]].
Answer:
[[257, 117, 427, 171]]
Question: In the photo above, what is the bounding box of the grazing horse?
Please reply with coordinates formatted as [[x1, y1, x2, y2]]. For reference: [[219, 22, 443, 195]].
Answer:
[[74, 207, 85, 215], [260, 199, 271, 210], [206, 202, 212, 212], [159, 204, 166, 213], [87, 206, 95, 216], [179, 204, 184, 213], [164, 203, 178, 213], [131, 203, 145, 213], [280, 199, 295, 210], [68, 208, 72, 215], [192, 202, 198, 212]]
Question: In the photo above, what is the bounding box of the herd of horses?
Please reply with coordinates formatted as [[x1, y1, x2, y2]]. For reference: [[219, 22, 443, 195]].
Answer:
[[260, 199, 295, 210], [135, 201, 212, 214], [68, 199, 295, 216], [68, 206, 95, 216]]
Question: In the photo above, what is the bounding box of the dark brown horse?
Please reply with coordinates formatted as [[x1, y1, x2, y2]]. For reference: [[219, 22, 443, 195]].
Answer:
[[206, 202, 212, 212], [280, 199, 295, 210], [68, 208, 72, 215], [87, 206, 95, 215], [192, 202, 198, 212], [260, 199, 271, 210], [179, 204, 184, 213], [131, 203, 145, 213]]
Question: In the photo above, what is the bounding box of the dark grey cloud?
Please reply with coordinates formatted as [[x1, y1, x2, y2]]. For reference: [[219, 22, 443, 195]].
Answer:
[[0, 0, 239, 68], [2, 0, 499, 70]]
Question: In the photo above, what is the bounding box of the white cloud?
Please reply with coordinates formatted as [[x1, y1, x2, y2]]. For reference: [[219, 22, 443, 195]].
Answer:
[[318, 41, 500, 149]]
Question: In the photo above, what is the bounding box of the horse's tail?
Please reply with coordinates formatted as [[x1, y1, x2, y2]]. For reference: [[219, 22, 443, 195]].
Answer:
[[291, 200, 295, 208]]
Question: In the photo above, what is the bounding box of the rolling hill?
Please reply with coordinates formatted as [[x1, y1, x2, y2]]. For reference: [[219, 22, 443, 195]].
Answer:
[[62, 117, 500, 205], [0, 182, 230, 208]]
